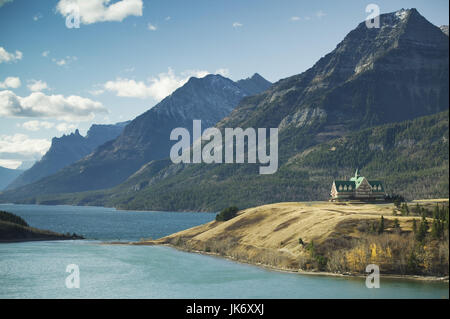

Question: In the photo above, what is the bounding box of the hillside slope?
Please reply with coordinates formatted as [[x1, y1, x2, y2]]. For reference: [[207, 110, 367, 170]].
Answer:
[[0, 166, 23, 191], [140, 200, 449, 276], [50, 110, 447, 211]]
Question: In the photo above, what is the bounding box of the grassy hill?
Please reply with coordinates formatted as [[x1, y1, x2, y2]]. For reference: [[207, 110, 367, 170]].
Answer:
[[140, 200, 449, 277]]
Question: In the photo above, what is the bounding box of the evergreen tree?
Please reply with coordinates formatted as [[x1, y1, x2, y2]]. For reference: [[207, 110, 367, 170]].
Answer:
[[416, 214, 429, 243], [433, 204, 440, 220], [431, 218, 443, 239], [414, 203, 421, 216], [377, 215, 385, 234]]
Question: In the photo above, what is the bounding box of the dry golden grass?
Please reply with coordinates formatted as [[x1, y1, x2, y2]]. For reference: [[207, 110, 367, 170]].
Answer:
[[138, 201, 450, 272]]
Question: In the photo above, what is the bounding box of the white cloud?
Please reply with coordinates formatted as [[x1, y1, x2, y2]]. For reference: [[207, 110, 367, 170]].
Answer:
[[147, 23, 157, 31], [0, 46, 22, 63], [316, 10, 326, 18], [215, 68, 230, 77], [42, 50, 50, 57], [56, 0, 143, 25], [27, 80, 48, 92], [290, 16, 300, 21], [55, 59, 66, 66], [0, 90, 107, 121], [56, 122, 77, 132], [232, 22, 243, 28], [0, 159, 22, 170], [33, 13, 42, 21], [20, 120, 55, 131], [0, 134, 51, 162], [18, 120, 76, 133], [52, 56, 77, 67], [89, 89, 105, 96], [0, 77, 21, 89], [103, 68, 212, 101], [165, 16, 171, 21]]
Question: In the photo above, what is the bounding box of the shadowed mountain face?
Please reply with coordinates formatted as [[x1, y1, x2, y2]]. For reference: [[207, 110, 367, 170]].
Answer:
[[0, 167, 23, 191], [236, 73, 272, 96], [220, 9, 448, 136], [2, 74, 271, 196], [6, 122, 129, 190]]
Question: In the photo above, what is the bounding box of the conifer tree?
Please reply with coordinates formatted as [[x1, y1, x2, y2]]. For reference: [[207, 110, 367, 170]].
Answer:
[[377, 216, 385, 234]]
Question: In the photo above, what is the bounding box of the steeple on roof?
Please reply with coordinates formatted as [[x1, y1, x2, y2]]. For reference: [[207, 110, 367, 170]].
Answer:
[[349, 168, 365, 187]]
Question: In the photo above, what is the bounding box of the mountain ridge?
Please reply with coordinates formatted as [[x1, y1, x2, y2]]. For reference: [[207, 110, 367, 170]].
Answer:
[[1, 73, 272, 196], [6, 121, 129, 190]]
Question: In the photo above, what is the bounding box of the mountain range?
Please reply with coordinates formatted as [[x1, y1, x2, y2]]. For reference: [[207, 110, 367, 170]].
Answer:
[[6, 121, 129, 190], [2, 73, 271, 195], [0, 9, 448, 211]]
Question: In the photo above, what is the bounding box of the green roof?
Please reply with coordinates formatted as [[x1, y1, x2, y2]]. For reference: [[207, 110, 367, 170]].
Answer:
[[334, 181, 356, 192], [334, 181, 356, 187], [333, 170, 385, 193], [368, 181, 385, 192]]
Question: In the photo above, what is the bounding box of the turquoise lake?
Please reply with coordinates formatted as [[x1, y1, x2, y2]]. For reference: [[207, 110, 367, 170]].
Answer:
[[0, 204, 448, 299]]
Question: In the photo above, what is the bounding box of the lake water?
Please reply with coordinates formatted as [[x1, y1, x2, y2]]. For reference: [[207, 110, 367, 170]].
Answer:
[[0, 204, 448, 299]]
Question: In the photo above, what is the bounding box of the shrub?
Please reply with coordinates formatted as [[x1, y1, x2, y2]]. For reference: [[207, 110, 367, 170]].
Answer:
[[216, 206, 239, 221]]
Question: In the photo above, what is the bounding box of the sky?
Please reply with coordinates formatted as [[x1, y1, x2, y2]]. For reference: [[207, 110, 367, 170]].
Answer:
[[0, 0, 448, 169]]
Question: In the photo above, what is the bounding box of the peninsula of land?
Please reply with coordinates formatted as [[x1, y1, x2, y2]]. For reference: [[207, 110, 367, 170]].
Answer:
[[133, 200, 449, 281], [0, 210, 84, 243]]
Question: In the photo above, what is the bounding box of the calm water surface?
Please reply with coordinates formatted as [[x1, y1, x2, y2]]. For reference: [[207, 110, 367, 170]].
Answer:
[[0, 204, 448, 299]]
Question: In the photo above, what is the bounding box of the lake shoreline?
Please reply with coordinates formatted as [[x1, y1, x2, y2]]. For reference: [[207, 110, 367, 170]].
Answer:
[[108, 241, 450, 283], [0, 237, 83, 244]]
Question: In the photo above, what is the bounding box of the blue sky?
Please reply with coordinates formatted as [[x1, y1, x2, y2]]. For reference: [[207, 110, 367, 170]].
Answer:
[[0, 0, 448, 169]]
